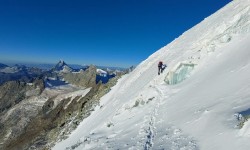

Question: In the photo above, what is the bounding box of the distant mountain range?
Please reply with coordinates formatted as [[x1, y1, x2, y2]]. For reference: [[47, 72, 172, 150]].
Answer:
[[0, 63, 8, 69], [3, 61, 127, 71], [0, 60, 130, 85], [0, 63, 44, 85]]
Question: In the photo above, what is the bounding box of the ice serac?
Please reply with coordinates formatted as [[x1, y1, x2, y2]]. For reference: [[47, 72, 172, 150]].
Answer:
[[165, 61, 196, 85], [53, 0, 250, 150]]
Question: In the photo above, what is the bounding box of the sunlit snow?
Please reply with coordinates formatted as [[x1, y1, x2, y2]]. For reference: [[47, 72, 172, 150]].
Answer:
[[53, 0, 250, 149]]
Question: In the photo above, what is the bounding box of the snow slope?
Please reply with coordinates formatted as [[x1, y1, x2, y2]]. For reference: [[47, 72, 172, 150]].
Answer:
[[53, 0, 250, 149]]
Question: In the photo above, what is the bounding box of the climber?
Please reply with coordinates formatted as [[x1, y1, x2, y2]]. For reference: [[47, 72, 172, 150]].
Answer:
[[158, 61, 167, 75], [158, 61, 163, 75]]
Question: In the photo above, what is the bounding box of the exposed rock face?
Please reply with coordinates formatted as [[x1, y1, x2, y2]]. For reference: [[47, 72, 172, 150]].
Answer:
[[0, 79, 44, 113], [52, 60, 73, 73], [0, 79, 45, 149], [0, 64, 124, 150], [63, 65, 97, 87]]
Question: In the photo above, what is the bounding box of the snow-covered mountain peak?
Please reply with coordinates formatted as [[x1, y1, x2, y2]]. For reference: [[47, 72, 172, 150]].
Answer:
[[59, 60, 66, 65], [53, 0, 250, 149], [53, 60, 73, 73], [55, 60, 67, 68]]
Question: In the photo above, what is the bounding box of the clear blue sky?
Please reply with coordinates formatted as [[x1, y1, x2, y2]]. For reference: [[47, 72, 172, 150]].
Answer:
[[0, 0, 231, 67]]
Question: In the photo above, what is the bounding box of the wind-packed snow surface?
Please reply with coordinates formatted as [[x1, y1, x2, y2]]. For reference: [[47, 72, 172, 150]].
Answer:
[[53, 0, 250, 149]]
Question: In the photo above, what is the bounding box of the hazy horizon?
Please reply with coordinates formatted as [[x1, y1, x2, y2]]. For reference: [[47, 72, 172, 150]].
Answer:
[[0, 59, 129, 69]]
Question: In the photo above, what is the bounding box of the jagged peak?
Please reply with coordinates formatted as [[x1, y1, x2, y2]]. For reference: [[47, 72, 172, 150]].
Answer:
[[52, 60, 72, 72], [57, 60, 66, 66]]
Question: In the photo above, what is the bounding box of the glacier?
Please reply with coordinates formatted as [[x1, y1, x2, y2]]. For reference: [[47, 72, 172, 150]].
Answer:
[[53, 0, 250, 150]]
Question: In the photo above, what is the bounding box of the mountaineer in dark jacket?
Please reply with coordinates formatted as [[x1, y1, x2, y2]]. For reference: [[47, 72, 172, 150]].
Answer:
[[158, 61, 163, 75], [158, 61, 167, 75]]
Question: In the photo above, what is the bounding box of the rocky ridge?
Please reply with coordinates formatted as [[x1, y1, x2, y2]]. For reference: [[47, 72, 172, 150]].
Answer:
[[0, 61, 126, 150]]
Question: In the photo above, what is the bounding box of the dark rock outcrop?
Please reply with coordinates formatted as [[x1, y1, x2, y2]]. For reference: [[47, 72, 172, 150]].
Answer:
[[0, 63, 124, 150], [51, 60, 73, 73], [63, 65, 97, 87], [3, 82, 104, 150], [0, 79, 45, 150], [0, 79, 44, 114]]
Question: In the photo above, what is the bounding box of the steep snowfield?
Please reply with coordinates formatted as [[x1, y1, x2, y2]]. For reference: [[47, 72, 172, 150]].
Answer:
[[53, 0, 250, 149]]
